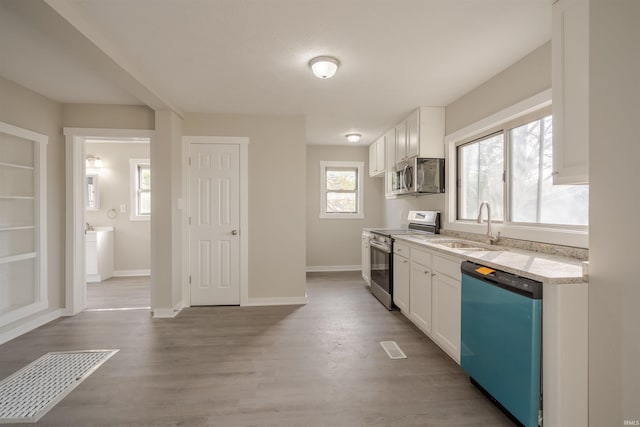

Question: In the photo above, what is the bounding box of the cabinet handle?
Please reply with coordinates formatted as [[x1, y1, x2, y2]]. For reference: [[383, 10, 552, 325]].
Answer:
[[404, 260, 408, 264], [424, 271, 428, 275], [552, 171, 560, 176]]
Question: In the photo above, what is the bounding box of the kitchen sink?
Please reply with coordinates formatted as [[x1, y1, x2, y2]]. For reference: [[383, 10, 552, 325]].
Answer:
[[435, 241, 497, 251]]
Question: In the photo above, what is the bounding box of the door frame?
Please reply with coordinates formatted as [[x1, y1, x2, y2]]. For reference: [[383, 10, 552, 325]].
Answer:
[[63, 127, 154, 315], [181, 136, 249, 307]]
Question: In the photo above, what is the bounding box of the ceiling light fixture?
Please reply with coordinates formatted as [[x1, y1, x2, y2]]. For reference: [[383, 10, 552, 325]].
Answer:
[[309, 56, 340, 79], [345, 133, 361, 143], [86, 155, 103, 168]]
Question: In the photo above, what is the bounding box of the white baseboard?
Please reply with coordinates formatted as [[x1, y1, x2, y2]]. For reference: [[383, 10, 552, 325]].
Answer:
[[242, 296, 308, 307], [152, 301, 183, 318], [306, 265, 362, 273], [0, 309, 63, 346], [113, 269, 151, 277]]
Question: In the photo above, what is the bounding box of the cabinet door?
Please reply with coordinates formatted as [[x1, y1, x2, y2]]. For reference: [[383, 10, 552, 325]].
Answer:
[[406, 109, 419, 159], [393, 253, 410, 313], [410, 261, 432, 334], [432, 273, 461, 363], [369, 142, 377, 177], [361, 235, 371, 285], [552, 0, 589, 184], [375, 137, 385, 173], [395, 120, 407, 164], [384, 128, 396, 196]]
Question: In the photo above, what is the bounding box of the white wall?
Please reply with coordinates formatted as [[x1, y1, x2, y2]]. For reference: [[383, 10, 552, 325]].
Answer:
[[588, 1, 640, 423], [306, 145, 384, 269], [184, 113, 306, 300], [0, 76, 64, 335], [85, 142, 150, 273]]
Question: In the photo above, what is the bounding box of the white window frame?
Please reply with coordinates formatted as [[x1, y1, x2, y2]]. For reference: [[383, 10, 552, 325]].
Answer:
[[319, 161, 364, 219], [129, 158, 150, 221], [444, 89, 588, 248]]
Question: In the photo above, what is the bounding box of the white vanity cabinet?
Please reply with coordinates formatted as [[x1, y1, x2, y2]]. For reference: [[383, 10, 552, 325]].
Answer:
[[552, 0, 589, 184], [86, 227, 114, 283], [361, 231, 371, 285], [392, 242, 410, 313]]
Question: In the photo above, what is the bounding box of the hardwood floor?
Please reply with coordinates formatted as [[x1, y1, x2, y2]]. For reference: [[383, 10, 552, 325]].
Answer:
[[86, 276, 151, 310], [0, 272, 513, 426]]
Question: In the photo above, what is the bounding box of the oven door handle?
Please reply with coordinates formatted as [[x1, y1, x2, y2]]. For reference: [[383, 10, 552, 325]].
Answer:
[[370, 241, 391, 254]]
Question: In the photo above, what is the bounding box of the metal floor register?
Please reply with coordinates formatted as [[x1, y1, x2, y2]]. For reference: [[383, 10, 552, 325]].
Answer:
[[0, 350, 118, 424]]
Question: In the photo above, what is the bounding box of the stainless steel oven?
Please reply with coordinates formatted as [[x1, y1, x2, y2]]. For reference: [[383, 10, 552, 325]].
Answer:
[[369, 233, 393, 310], [367, 210, 441, 310]]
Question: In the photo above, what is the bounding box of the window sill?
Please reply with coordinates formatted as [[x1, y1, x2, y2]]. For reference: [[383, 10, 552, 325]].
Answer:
[[319, 213, 364, 220], [444, 220, 588, 249]]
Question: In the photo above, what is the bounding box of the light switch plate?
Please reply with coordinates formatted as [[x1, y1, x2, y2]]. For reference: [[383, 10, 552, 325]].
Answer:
[[119, 204, 126, 213]]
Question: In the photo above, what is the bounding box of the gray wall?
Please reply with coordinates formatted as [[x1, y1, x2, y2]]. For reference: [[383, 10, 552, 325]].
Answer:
[[588, 0, 640, 423], [381, 43, 551, 229], [62, 103, 155, 130], [445, 42, 551, 135], [0, 76, 64, 333], [184, 113, 306, 300], [85, 142, 151, 273], [306, 145, 384, 269]]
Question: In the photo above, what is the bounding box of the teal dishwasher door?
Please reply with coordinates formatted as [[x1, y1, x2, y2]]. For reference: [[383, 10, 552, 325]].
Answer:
[[460, 261, 542, 427]]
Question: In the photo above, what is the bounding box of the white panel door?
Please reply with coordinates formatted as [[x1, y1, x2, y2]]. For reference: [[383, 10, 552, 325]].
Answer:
[[189, 143, 240, 305]]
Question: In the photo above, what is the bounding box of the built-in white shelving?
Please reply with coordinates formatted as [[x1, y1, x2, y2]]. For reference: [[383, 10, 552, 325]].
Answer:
[[0, 121, 48, 328]]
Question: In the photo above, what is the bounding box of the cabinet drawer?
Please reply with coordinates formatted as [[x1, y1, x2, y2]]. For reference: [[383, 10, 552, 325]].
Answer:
[[410, 248, 431, 267], [433, 254, 462, 280], [394, 242, 410, 258]]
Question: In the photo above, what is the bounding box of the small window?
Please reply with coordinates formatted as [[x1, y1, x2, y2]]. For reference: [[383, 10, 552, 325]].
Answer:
[[320, 161, 364, 219], [130, 159, 150, 220]]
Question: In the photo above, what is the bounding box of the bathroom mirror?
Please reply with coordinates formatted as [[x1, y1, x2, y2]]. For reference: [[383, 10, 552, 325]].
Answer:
[[86, 173, 99, 211]]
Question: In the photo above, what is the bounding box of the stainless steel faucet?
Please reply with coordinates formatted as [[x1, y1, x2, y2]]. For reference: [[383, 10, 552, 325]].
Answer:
[[477, 202, 500, 244]]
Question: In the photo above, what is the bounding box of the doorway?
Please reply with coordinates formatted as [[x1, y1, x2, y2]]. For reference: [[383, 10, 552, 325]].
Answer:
[[64, 128, 154, 315], [84, 138, 151, 311]]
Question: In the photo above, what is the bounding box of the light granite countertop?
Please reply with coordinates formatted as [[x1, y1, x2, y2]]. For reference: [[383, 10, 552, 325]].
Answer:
[[392, 234, 587, 285]]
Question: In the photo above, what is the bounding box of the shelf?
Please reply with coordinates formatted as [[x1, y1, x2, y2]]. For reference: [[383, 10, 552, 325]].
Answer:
[[0, 161, 34, 170], [0, 252, 36, 265], [0, 195, 34, 200], [0, 226, 35, 232]]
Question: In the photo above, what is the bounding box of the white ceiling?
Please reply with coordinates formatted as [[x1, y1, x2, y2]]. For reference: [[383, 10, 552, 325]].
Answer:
[[0, 0, 551, 146]]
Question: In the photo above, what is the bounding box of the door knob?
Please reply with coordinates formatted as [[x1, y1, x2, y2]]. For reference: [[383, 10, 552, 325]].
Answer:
[[231, 229, 238, 235]]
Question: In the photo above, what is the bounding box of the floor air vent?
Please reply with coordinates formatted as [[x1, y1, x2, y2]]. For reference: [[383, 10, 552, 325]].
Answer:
[[0, 349, 118, 424], [380, 341, 407, 359]]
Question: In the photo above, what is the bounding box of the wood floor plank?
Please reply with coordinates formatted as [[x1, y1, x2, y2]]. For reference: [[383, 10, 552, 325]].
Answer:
[[0, 271, 513, 426]]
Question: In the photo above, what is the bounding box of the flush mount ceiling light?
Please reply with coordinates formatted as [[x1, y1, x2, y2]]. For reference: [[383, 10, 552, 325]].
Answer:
[[345, 133, 361, 143], [309, 56, 340, 79]]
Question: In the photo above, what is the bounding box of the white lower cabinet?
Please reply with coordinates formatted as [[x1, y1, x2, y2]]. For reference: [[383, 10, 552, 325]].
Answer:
[[409, 260, 432, 334], [393, 252, 410, 313], [432, 271, 461, 363], [361, 231, 371, 285], [395, 244, 462, 364]]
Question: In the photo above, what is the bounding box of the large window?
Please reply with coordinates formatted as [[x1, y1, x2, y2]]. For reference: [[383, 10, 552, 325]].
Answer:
[[130, 159, 150, 220], [457, 112, 588, 227], [319, 161, 364, 219]]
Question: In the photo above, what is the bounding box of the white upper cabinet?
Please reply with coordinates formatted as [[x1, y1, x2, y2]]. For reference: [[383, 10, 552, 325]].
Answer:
[[552, 0, 589, 184], [395, 119, 408, 163], [368, 135, 385, 177], [406, 109, 420, 159], [394, 107, 445, 166]]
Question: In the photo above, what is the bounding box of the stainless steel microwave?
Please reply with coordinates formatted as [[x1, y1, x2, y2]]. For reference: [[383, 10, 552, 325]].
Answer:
[[391, 157, 445, 195]]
